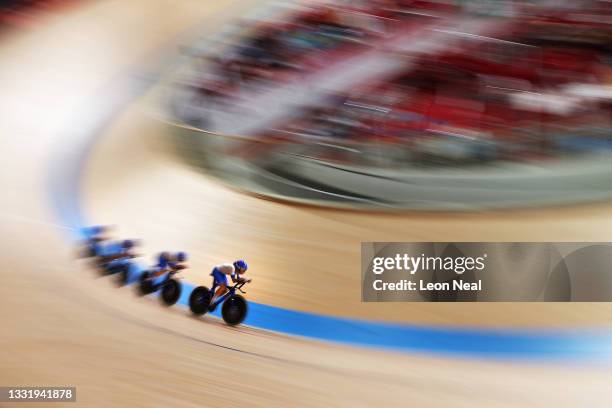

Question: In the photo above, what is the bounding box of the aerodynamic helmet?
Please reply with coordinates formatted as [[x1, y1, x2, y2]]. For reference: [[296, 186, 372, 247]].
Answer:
[[176, 252, 187, 262], [233, 259, 248, 273]]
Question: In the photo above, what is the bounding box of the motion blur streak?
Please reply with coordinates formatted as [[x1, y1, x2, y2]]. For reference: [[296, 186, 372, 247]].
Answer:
[[1, 0, 612, 407]]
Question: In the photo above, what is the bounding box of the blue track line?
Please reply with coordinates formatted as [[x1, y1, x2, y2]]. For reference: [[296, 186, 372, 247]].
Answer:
[[86, 254, 612, 361]]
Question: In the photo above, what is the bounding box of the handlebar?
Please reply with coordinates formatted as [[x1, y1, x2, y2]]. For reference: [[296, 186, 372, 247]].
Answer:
[[168, 264, 188, 275], [231, 280, 249, 294]]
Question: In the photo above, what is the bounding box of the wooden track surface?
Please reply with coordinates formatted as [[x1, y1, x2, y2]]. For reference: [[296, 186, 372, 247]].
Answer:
[[1, 1, 612, 406]]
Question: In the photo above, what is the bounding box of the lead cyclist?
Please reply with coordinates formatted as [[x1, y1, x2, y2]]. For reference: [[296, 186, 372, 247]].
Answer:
[[209, 260, 251, 307]]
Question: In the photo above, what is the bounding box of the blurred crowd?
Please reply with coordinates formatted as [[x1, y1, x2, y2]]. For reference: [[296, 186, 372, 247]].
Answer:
[[188, 1, 457, 99], [178, 0, 612, 166], [0, 0, 77, 29]]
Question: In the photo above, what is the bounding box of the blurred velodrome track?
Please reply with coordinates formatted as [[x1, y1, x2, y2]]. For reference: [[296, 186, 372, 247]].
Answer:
[[2, 0, 612, 407]]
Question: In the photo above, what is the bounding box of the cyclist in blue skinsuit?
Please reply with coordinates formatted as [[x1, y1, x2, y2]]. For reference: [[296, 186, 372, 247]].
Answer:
[[210, 260, 251, 306], [103, 239, 138, 275], [83, 225, 110, 258], [147, 251, 188, 285]]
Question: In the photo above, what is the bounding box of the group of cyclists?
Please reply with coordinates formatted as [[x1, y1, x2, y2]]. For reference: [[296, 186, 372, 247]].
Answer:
[[83, 225, 251, 308]]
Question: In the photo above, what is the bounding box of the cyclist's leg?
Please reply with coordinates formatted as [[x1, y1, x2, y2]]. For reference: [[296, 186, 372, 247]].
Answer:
[[210, 269, 228, 304], [212, 284, 227, 302]]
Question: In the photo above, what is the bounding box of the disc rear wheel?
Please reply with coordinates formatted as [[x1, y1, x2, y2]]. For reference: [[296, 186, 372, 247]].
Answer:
[[189, 286, 211, 315], [161, 279, 181, 306]]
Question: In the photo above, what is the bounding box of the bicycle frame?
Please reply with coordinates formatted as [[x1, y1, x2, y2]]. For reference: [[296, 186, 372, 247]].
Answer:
[[210, 281, 247, 307]]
